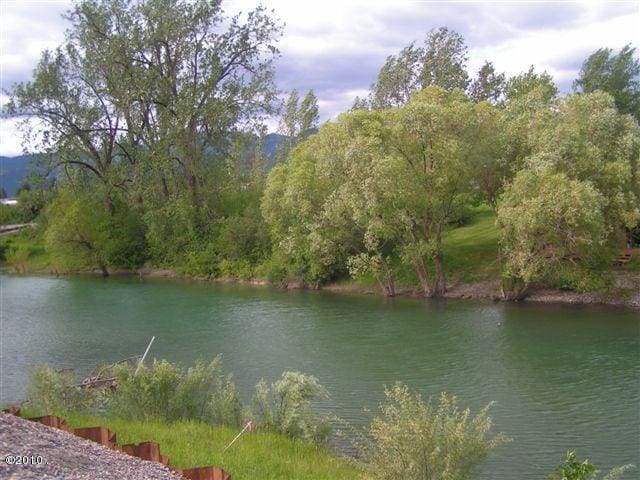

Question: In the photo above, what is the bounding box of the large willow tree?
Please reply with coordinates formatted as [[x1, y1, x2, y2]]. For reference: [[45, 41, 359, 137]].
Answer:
[[9, 0, 282, 272], [9, 0, 282, 209]]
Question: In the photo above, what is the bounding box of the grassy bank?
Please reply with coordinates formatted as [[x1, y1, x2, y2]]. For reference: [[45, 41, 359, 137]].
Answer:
[[442, 206, 500, 283], [19, 411, 364, 480]]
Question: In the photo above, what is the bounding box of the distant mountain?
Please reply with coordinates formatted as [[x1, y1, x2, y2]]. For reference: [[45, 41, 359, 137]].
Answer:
[[0, 155, 35, 196]]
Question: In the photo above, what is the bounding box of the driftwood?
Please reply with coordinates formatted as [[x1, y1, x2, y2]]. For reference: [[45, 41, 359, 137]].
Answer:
[[68, 355, 141, 389]]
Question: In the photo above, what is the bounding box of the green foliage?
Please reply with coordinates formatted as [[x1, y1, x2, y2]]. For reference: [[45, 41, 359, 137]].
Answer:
[[0, 204, 23, 225], [252, 372, 331, 447], [111, 357, 244, 427], [359, 383, 508, 480], [26, 365, 74, 414], [276, 89, 320, 162], [496, 90, 640, 295], [505, 66, 558, 103], [547, 451, 635, 480], [574, 44, 640, 121], [367, 27, 469, 109], [45, 188, 147, 273], [498, 169, 609, 293], [470, 61, 506, 103], [26, 365, 107, 414], [25, 359, 334, 447]]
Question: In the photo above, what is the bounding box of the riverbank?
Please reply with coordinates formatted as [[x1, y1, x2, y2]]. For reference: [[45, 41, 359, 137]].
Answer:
[[2, 262, 639, 309], [131, 265, 640, 309], [1, 411, 364, 480]]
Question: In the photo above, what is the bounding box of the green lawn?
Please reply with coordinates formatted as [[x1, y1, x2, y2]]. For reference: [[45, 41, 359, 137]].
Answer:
[[442, 205, 500, 283], [27, 412, 366, 480]]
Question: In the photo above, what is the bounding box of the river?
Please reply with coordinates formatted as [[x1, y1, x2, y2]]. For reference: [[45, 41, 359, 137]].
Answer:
[[1, 274, 638, 478]]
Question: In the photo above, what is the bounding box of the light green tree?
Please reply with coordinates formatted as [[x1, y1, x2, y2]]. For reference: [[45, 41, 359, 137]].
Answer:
[[385, 87, 477, 296], [359, 383, 508, 480], [529, 91, 640, 236], [497, 169, 608, 298], [276, 89, 320, 162]]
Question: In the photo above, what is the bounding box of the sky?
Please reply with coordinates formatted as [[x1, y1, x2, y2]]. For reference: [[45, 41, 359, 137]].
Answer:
[[0, 0, 638, 157]]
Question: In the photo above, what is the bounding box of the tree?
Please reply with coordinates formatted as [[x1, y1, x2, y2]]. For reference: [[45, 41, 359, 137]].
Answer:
[[263, 120, 361, 285], [359, 384, 508, 480], [298, 89, 320, 140], [276, 89, 319, 162], [322, 110, 403, 296], [529, 91, 640, 237], [497, 168, 608, 298], [574, 44, 640, 121], [505, 66, 558, 103], [45, 188, 146, 276], [9, 0, 282, 216], [369, 44, 424, 109], [367, 27, 470, 109], [385, 87, 477, 296], [420, 26, 470, 91], [469, 61, 506, 103], [471, 101, 511, 210], [124, 0, 282, 208], [8, 43, 127, 213]]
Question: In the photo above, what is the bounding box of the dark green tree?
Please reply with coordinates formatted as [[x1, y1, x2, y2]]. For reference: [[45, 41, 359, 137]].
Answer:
[[573, 44, 640, 121], [420, 26, 470, 91], [367, 27, 470, 109], [505, 66, 558, 103], [469, 61, 506, 103]]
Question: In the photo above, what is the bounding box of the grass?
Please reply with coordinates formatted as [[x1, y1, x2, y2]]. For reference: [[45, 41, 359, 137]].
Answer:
[[19, 410, 365, 480], [0, 227, 52, 272], [442, 205, 500, 283]]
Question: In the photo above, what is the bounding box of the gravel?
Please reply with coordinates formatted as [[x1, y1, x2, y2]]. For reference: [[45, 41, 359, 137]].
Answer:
[[0, 413, 184, 479]]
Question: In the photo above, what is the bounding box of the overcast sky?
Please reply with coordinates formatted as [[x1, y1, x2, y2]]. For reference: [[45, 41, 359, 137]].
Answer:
[[1, 0, 638, 156]]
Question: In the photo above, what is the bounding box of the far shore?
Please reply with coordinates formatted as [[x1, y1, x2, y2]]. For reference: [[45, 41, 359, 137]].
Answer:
[[4, 264, 638, 309]]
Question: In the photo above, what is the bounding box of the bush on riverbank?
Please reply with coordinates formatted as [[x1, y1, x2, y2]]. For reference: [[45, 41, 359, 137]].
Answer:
[[23, 359, 516, 479], [26, 358, 331, 447], [357, 383, 509, 480]]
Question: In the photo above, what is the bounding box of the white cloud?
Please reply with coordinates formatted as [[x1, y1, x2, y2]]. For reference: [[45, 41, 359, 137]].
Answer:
[[469, 9, 639, 90], [0, 117, 25, 157]]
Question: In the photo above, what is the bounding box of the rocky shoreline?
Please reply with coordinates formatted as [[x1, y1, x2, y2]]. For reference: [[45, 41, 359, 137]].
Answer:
[[0, 413, 182, 480]]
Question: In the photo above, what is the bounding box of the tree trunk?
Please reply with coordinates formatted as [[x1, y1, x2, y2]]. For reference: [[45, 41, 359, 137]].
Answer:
[[413, 256, 431, 296], [430, 225, 446, 297], [429, 253, 447, 297], [380, 257, 396, 297], [98, 260, 109, 277], [501, 276, 528, 301], [103, 190, 114, 215]]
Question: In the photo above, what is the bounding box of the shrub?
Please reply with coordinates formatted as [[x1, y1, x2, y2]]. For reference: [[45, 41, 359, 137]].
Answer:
[[547, 451, 635, 480], [358, 383, 509, 480], [25, 357, 245, 428], [111, 357, 244, 427], [251, 371, 331, 446], [26, 365, 107, 414]]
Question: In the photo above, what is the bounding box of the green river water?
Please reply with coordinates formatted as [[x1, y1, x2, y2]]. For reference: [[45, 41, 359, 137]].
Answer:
[[0, 274, 638, 479]]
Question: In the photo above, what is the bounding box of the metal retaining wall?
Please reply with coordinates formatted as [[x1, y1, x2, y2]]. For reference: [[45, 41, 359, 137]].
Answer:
[[3, 407, 231, 480]]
